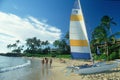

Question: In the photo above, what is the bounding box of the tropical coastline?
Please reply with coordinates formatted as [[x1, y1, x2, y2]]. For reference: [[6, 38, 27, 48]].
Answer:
[[19, 57, 120, 80], [0, 56, 120, 80], [0, 0, 120, 80]]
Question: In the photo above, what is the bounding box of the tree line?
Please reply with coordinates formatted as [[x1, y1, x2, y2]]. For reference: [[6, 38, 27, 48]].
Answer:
[[6, 34, 70, 56], [91, 15, 120, 60], [6, 15, 120, 60]]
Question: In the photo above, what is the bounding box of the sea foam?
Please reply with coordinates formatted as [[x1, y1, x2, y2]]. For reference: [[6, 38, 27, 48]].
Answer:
[[0, 60, 31, 73]]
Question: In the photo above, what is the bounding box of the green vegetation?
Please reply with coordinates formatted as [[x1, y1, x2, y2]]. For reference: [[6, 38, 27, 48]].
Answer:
[[7, 40, 24, 53], [23, 53, 71, 59], [91, 15, 120, 60], [5, 15, 120, 60], [6, 33, 70, 58]]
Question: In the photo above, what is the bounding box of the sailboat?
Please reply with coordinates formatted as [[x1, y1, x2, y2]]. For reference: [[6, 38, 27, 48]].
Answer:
[[69, 0, 92, 60], [69, 0, 119, 74]]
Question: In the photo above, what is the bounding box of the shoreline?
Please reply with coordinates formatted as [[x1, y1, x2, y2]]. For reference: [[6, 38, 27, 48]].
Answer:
[[9, 57, 119, 80], [33, 57, 120, 80]]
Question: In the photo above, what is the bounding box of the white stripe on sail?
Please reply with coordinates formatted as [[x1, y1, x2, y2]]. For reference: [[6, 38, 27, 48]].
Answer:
[[70, 21, 88, 40], [71, 46, 90, 53], [70, 21, 83, 34], [70, 33, 85, 40]]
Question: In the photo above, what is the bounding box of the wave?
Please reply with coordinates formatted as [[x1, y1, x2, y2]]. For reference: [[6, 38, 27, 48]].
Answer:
[[0, 60, 31, 73]]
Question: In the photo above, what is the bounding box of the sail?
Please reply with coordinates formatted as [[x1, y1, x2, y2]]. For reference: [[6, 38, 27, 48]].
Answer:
[[69, 0, 92, 59]]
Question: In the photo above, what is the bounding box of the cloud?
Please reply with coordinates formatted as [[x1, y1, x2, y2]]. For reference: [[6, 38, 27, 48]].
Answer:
[[0, 11, 62, 53]]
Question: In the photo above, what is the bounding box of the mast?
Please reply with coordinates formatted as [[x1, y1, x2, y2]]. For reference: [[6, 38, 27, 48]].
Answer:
[[69, 0, 92, 60]]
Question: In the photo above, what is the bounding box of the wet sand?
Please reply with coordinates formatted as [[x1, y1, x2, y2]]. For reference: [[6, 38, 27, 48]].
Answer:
[[18, 58, 52, 80], [16, 58, 84, 80]]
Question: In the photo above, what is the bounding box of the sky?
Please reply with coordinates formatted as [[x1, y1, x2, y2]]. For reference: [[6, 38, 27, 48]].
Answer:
[[0, 0, 120, 53]]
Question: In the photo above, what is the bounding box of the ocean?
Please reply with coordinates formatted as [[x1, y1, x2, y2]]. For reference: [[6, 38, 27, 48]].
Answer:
[[0, 56, 51, 80]]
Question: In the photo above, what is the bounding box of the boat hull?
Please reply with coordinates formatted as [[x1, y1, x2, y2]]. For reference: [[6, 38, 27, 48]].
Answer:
[[74, 63, 118, 74]]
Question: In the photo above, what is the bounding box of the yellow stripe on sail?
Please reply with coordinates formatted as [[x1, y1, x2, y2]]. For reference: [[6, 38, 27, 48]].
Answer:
[[70, 40, 88, 46], [70, 15, 83, 21]]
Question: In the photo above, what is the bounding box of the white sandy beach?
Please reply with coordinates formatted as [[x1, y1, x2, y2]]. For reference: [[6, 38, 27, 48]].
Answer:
[[49, 58, 120, 80], [17, 57, 120, 80]]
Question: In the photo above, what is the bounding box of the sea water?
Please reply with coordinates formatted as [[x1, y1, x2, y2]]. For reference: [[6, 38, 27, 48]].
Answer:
[[0, 56, 31, 80], [0, 56, 51, 80]]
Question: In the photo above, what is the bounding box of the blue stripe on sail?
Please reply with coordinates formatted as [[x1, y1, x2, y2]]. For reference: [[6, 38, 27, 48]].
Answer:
[[71, 52, 91, 59], [73, 0, 80, 9]]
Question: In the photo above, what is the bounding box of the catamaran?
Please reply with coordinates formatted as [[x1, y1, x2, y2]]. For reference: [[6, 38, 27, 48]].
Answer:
[[69, 0, 119, 74]]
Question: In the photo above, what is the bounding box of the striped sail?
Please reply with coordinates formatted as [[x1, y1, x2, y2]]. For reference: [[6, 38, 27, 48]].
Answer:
[[69, 0, 92, 59]]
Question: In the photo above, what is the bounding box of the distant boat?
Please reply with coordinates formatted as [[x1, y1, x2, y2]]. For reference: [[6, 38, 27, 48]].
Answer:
[[68, 0, 119, 74]]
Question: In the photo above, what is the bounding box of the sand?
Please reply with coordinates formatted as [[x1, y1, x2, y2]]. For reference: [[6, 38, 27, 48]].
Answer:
[[48, 58, 85, 80], [18, 57, 120, 80], [48, 58, 120, 80]]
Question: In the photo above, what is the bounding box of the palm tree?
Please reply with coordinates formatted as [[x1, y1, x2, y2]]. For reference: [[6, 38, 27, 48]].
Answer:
[[91, 16, 120, 60], [91, 25, 108, 56], [42, 40, 50, 53], [16, 40, 20, 43], [7, 40, 24, 53], [7, 44, 12, 50], [100, 16, 120, 60], [44, 40, 49, 47], [101, 15, 117, 34], [25, 37, 42, 53], [53, 40, 60, 48]]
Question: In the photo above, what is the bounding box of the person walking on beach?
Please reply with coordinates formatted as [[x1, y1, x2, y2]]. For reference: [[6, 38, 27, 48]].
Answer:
[[50, 58, 52, 68], [45, 58, 48, 67]]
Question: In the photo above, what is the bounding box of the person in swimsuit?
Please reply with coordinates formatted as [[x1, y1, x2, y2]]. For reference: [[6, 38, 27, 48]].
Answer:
[[45, 58, 48, 67]]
